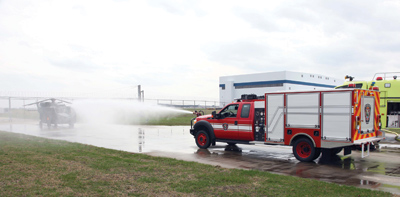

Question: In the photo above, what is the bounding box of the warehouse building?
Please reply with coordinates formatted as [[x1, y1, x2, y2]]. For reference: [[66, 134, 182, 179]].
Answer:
[[219, 71, 343, 105]]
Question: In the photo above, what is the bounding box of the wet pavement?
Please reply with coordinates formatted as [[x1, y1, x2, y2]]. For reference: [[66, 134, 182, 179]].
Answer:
[[1, 119, 400, 194]]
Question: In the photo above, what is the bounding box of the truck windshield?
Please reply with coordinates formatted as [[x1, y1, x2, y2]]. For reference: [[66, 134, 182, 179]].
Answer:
[[336, 83, 363, 89]]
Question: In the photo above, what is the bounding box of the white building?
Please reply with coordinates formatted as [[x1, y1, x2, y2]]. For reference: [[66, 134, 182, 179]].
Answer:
[[219, 71, 343, 105]]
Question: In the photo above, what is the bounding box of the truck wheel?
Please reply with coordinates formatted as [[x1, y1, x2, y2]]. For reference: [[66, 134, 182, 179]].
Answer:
[[196, 130, 211, 149], [293, 138, 316, 162]]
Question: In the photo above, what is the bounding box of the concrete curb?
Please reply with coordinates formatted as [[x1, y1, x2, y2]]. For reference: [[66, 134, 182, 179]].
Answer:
[[376, 133, 400, 149], [379, 144, 400, 149]]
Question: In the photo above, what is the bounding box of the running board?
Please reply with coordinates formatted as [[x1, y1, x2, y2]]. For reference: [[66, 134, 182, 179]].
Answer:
[[361, 143, 370, 158], [249, 141, 267, 145]]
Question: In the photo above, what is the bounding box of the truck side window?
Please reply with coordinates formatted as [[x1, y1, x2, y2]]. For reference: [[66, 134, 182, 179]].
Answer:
[[220, 104, 239, 118], [241, 104, 251, 118]]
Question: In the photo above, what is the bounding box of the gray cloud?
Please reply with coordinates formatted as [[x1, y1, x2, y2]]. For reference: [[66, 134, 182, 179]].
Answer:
[[275, 3, 318, 24], [147, 0, 206, 16], [234, 9, 281, 32], [305, 47, 365, 66], [0, 73, 67, 92], [205, 41, 270, 67], [48, 56, 99, 72]]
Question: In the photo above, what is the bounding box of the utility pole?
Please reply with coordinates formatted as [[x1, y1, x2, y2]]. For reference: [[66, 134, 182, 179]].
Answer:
[[8, 97, 11, 122], [138, 85, 141, 102]]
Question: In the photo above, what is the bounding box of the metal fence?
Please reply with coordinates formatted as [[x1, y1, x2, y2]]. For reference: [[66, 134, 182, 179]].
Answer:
[[0, 96, 227, 122]]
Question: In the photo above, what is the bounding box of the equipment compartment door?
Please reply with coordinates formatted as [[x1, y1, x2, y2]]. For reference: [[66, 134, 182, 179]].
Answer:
[[286, 93, 320, 128], [361, 96, 375, 133], [266, 94, 284, 142], [322, 91, 352, 141]]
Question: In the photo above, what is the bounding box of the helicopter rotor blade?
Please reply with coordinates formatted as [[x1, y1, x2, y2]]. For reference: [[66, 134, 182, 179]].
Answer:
[[23, 98, 54, 106], [54, 99, 72, 104]]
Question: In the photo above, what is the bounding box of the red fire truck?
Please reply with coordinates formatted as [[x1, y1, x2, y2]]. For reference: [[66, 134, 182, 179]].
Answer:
[[190, 89, 385, 162]]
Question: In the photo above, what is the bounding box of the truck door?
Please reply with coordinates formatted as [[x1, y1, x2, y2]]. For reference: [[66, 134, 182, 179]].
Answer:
[[360, 95, 375, 133], [266, 94, 285, 142], [211, 104, 240, 140], [237, 103, 253, 141], [321, 91, 352, 141]]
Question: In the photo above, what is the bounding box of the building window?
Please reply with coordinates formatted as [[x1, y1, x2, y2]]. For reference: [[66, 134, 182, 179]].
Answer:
[[235, 83, 283, 89]]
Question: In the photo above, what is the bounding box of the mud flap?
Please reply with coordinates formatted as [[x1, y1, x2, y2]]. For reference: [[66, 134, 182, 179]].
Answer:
[[344, 146, 352, 156]]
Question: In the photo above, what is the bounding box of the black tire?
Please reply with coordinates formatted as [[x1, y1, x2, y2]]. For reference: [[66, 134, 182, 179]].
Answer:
[[195, 130, 211, 149], [292, 138, 317, 162], [227, 143, 236, 146]]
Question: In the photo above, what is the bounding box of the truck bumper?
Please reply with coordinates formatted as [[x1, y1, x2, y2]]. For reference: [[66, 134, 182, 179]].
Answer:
[[353, 137, 385, 145]]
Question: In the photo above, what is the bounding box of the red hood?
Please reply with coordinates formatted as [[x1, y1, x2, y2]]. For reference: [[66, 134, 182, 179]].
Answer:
[[196, 114, 212, 120]]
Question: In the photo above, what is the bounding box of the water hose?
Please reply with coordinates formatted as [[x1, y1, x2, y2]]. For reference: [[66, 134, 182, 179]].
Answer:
[[381, 129, 400, 142]]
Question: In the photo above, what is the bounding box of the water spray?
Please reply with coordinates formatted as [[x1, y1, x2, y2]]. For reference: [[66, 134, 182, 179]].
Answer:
[[72, 99, 192, 125]]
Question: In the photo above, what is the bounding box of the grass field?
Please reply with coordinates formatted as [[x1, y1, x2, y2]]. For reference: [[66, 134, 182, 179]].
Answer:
[[0, 131, 392, 196], [1, 108, 212, 126], [387, 128, 400, 134], [0, 109, 38, 120], [146, 109, 215, 126]]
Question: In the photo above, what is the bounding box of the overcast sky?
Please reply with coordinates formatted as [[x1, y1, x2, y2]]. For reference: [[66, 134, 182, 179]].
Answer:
[[1, 0, 399, 100]]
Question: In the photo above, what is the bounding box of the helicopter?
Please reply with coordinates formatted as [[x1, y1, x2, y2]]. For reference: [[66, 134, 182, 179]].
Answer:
[[25, 98, 76, 129]]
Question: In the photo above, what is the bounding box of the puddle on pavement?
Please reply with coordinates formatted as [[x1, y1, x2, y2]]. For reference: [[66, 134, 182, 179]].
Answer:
[[192, 144, 400, 194]]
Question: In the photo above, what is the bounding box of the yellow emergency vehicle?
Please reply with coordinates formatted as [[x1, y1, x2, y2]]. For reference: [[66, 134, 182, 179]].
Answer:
[[335, 72, 400, 128]]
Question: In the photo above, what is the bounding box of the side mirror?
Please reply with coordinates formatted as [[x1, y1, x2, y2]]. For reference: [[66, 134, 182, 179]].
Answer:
[[212, 111, 221, 119]]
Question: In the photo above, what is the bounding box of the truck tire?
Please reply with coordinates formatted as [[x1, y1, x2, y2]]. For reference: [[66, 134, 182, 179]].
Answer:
[[293, 138, 317, 162], [196, 130, 211, 149]]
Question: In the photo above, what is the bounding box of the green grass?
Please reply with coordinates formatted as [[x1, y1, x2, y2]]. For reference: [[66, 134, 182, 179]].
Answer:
[[145, 109, 216, 126], [0, 109, 38, 120], [0, 131, 393, 196], [2, 108, 213, 126], [387, 128, 400, 134]]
